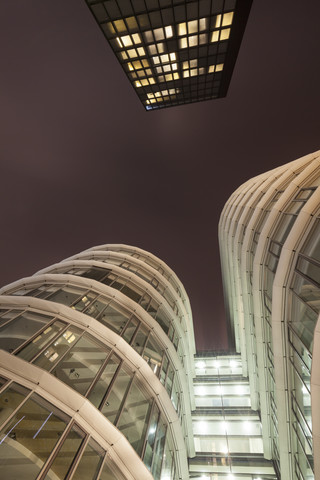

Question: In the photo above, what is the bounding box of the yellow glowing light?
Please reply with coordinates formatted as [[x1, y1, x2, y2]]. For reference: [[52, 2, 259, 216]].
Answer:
[[121, 35, 133, 47], [188, 20, 198, 34], [180, 37, 188, 49], [178, 22, 187, 36], [165, 26, 173, 38], [114, 19, 126, 33], [127, 63, 134, 71], [128, 49, 137, 58], [222, 12, 234, 26], [152, 56, 160, 64], [135, 81, 142, 87], [183, 70, 190, 78], [132, 33, 142, 44], [215, 14, 222, 28], [160, 54, 169, 63], [165, 74, 173, 81], [220, 28, 231, 40], [120, 51, 128, 60], [116, 37, 123, 48], [216, 63, 224, 71], [169, 52, 176, 61], [132, 60, 142, 69], [211, 31, 220, 43], [137, 47, 145, 56], [189, 35, 198, 47], [147, 93, 155, 99], [173, 72, 179, 80], [172, 63, 177, 70]]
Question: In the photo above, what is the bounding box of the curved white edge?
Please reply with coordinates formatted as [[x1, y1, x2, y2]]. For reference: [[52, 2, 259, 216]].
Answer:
[[0, 270, 196, 419], [82, 244, 192, 312], [0, 350, 154, 480], [218, 150, 320, 471], [0, 293, 194, 465], [0, 272, 194, 386], [35, 258, 196, 360]]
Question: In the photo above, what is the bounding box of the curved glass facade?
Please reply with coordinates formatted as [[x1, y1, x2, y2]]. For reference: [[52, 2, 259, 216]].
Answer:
[[0, 245, 194, 480]]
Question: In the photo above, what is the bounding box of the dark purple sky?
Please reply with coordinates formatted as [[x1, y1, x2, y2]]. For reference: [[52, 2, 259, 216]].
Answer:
[[1, 1, 320, 351]]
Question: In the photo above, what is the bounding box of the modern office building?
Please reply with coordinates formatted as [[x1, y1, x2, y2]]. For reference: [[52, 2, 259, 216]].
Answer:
[[84, 0, 252, 110], [219, 150, 320, 480], [0, 151, 320, 480]]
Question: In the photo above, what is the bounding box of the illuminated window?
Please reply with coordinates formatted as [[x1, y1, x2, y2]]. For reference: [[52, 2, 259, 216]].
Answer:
[[216, 63, 224, 71], [137, 47, 145, 56], [154, 28, 165, 41], [133, 60, 142, 69], [220, 28, 231, 40], [199, 18, 207, 31], [132, 33, 141, 44], [222, 12, 234, 26], [178, 23, 187, 36], [114, 19, 126, 33], [118, 35, 133, 47], [127, 49, 137, 58], [189, 35, 198, 47], [214, 14, 222, 28], [188, 20, 198, 34], [169, 52, 176, 61], [165, 26, 173, 38], [211, 31, 219, 43], [180, 37, 188, 49]]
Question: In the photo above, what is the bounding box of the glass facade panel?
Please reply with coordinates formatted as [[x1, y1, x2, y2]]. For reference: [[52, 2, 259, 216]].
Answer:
[[44, 424, 85, 480], [71, 438, 104, 480], [0, 394, 69, 479], [0, 310, 52, 353], [117, 381, 152, 455]]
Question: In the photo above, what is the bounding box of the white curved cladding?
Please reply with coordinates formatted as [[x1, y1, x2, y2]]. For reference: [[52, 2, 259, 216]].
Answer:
[[238, 160, 314, 412], [83, 244, 193, 325], [231, 167, 289, 400], [271, 190, 320, 480], [251, 157, 320, 462], [0, 350, 154, 480], [36, 257, 195, 376], [0, 273, 195, 460]]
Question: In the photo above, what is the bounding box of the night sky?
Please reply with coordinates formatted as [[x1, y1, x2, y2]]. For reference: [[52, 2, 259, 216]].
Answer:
[[1, 1, 320, 351]]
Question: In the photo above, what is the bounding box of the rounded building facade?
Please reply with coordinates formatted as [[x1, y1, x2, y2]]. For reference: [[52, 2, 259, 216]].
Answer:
[[0, 245, 195, 480], [219, 151, 320, 480]]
